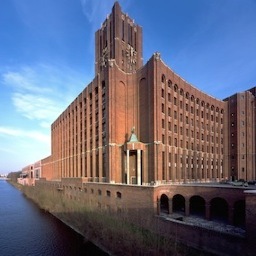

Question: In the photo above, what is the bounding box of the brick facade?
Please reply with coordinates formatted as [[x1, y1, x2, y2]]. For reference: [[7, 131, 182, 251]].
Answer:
[[43, 2, 231, 184], [224, 90, 256, 181]]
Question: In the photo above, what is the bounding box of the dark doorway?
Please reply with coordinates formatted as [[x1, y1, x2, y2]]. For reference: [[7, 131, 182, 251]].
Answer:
[[233, 200, 245, 228]]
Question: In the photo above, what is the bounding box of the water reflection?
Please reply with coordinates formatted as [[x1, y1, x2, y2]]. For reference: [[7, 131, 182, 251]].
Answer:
[[0, 181, 108, 256]]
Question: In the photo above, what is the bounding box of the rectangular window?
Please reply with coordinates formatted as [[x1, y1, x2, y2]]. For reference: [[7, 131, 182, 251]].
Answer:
[[162, 119, 165, 129], [162, 103, 165, 113], [168, 136, 171, 145], [168, 93, 171, 102]]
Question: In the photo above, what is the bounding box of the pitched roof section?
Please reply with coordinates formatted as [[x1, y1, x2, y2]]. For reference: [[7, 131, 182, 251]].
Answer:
[[128, 127, 138, 142]]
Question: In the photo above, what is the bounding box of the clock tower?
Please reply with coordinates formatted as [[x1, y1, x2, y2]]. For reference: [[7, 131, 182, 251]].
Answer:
[[95, 2, 143, 74]]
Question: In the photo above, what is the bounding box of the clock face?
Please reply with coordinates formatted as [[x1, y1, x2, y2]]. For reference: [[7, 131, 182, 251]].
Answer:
[[126, 45, 137, 64]]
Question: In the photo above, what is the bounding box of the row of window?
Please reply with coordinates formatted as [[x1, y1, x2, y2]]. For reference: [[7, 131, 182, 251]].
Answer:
[[162, 119, 223, 134], [52, 82, 106, 129], [52, 82, 107, 156], [162, 133, 223, 146], [161, 74, 224, 114], [161, 103, 223, 124], [66, 186, 122, 199]]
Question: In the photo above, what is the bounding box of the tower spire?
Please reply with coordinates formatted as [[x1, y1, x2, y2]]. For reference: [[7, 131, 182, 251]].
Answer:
[[95, 2, 143, 74]]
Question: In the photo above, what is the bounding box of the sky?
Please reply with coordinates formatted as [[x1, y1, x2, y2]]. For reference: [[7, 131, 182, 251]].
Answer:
[[1, 0, 256, 174]]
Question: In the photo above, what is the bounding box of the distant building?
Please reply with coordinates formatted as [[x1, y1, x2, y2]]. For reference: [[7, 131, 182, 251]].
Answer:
[[17, 161, 41, 186]]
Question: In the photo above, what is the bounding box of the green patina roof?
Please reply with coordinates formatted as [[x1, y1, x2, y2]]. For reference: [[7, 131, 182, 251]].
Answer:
[[128, 127, 138, 142], [129, 133, 138, 142]]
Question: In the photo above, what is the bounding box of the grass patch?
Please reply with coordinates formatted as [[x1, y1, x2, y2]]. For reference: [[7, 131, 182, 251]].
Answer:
[[15, 183, 213, 256]]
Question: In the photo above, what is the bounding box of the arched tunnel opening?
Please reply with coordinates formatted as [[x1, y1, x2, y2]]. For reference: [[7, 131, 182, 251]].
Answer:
[[160, 194, 169, 214], [173, 194, 185, 214]]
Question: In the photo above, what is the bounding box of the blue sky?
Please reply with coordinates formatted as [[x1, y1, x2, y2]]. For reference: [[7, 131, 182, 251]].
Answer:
[[1, 0, 256, 174]]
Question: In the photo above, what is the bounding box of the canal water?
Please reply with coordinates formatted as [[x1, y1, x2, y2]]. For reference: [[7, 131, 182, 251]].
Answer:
[[0, 180, 108, 256]]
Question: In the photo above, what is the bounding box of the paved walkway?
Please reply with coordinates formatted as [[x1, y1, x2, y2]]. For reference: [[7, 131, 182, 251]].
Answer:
[[161, 213, 245, 238]]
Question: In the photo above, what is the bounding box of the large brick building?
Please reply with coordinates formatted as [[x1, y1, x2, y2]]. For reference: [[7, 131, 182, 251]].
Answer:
[[41, 2, 240, 183], [20, 3, 256, 254]]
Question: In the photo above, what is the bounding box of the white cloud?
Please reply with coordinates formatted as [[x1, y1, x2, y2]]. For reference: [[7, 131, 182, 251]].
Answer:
[[2, 63, 87, 128], [0, 126, 49, 143], [0, 126, 51, 172], [1, 62, 90, 172], [12, 92, 63, 124], [80, 0, 118, 28], [3, 68, 52, 93]]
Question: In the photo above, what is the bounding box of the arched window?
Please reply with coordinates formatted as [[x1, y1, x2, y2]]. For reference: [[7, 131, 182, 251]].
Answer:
[[116, 191, 122, 199]]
